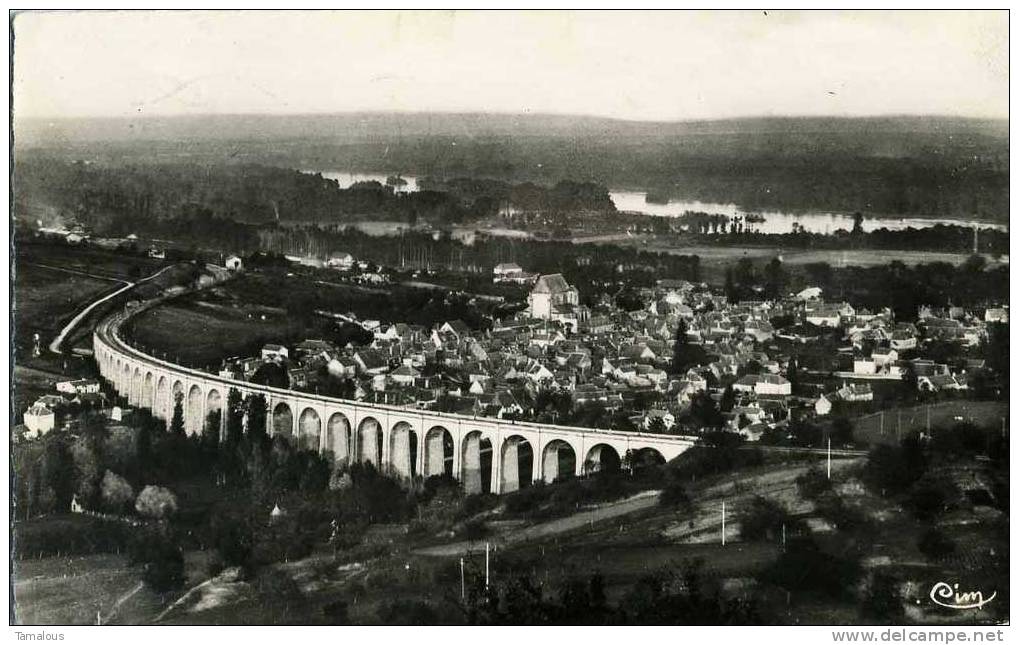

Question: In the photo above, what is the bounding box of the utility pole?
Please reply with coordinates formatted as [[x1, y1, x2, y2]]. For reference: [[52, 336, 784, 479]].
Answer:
[[827, 437, 832, 480], [485, 542, 490, 590], [460, 557, 465, 600], [880, 411, 884, 436], [721, 501, 726, 546]]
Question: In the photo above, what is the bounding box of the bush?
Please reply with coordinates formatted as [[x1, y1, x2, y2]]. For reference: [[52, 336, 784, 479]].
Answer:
[[795, 466, 832, 500], [861, 571, 904, 622], [100, 470, 135, 513], [135, 485, 178, 520], [463, 518, 489, 542], [759, 538, 861, 600], [658, 480, 691, 509], [909, 478, 954, 521], [502, 483, 550, 515], [460, 493, 498, 519], [14, 515, 131, 559], [917, 528, 956, 561], [862, 436, 927, 495], [739, 496, 798, 542], [375, 599, 438, 625], [321, 599, 350, 624], [210, 514, 254, 570], [814, 493, 869, 533], [131, 529, 186, 593]]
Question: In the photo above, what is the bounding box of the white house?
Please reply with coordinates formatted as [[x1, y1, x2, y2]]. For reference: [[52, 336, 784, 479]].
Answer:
[[733, 373, 792, 396], [836, 383, 874, 402], [805, 305, 841, 327], [871, 348, 898, 367], [261, 344, 289, 361], [225, 255, 244, 271], [390, 365, 420, 386], [985, 307, 1009, 324], [641, 409, 676, 431], [327, 357, 357, 379], [493, 262, 524, 282], [56, 378, 101, 395], [327, 251, 356, 270], [23, 403, 56, 439], [796, 287, 823, 301], [814, 395, 833, 416], [853, 358, 877, 375]]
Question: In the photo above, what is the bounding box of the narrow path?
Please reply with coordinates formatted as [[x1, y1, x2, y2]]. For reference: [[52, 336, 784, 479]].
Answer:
[[48, 264, 177, 355], [97, 581, 145, 625], [414, 490, 662, 557], [22, 262, 129, 282]]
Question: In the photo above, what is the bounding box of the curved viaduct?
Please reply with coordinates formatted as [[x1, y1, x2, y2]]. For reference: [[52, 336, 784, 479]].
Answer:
[[94, 306, 695, 495]]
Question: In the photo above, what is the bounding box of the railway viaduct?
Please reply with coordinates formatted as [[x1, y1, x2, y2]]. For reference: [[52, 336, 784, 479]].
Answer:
[[94, 306, 696, 495]]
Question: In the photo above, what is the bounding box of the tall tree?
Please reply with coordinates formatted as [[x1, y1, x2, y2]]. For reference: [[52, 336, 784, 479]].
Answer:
[[245, 394, 269, 447], [169, 392, 186, 437], [670, 319, 689, 374], [225, 388, 245, 445], [723, 267, 737, 302], [764, 257, 787, 299]]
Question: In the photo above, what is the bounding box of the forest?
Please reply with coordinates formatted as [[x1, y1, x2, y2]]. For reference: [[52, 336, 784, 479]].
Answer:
[[17, 114, 1009, 222], [12, 156, 616, 235]]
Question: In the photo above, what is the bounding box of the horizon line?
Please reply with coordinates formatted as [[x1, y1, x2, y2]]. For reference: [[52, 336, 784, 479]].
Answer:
[[16, 109, 1009, 126]]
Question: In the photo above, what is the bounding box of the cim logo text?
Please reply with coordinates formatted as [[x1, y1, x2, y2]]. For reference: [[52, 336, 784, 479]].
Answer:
[[929, 582, 997, 610]]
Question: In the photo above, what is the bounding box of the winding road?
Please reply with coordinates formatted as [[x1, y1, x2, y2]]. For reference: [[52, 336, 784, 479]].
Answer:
[[46, 263, 177, 355]]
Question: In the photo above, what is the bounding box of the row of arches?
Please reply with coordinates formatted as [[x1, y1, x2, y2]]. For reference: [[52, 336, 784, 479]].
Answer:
[[96, 349, 667, 492]]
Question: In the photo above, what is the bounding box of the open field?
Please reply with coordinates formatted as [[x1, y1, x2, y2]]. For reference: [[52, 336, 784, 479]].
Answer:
[[852, 400, 1009, 446], [588, 237, 1008, 285], [124, 298, 304, 367], [17, 243, 168, 281], [13, 550, 211, 625], [14, 263, 121, 353], [13, 243, 173, 356], [650, 244, 1007, 268]]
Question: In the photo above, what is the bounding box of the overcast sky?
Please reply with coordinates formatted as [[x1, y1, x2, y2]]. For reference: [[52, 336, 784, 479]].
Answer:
[[13, 10, 1009, 122]]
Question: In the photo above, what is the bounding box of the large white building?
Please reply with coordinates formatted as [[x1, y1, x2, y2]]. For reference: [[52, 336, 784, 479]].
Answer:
[[528, 274, 580, 320]]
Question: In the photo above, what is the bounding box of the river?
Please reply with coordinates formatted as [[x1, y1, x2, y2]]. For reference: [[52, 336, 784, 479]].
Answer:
[[309, 171, 1006, 234]]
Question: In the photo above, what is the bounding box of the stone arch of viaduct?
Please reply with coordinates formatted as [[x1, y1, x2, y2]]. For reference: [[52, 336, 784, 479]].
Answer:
[[94, 311, 695, 495]]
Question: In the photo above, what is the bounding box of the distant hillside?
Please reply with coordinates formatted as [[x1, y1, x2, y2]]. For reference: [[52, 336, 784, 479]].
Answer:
[[14, 112, 1009, 222], [15, 112, 1009, 146]]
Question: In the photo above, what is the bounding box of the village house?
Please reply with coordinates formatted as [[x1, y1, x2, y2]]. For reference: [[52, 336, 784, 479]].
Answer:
[[326, 251, 356, 270], [354, 349, 390, 376], [261, 344, 289, 361], [390, 365, 421, 386], [23, 401, 56, 439], [836, 382, 874, 402], [805, 304, 841, 327], [984, 307, 1009, 323], [734, 373, 792, 397], [55, 378, 101, 396], [814, 394, 833, 416], [638, 408, 676, 432]]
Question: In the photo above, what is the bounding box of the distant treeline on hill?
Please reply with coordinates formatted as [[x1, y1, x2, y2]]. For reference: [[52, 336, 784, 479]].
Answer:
[[418, 176, 616, 214], [13, 158, 615, 235], [699, 224, 1009, 256], [19, 114, 1007, 223], [258, 226, 704, 293]]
